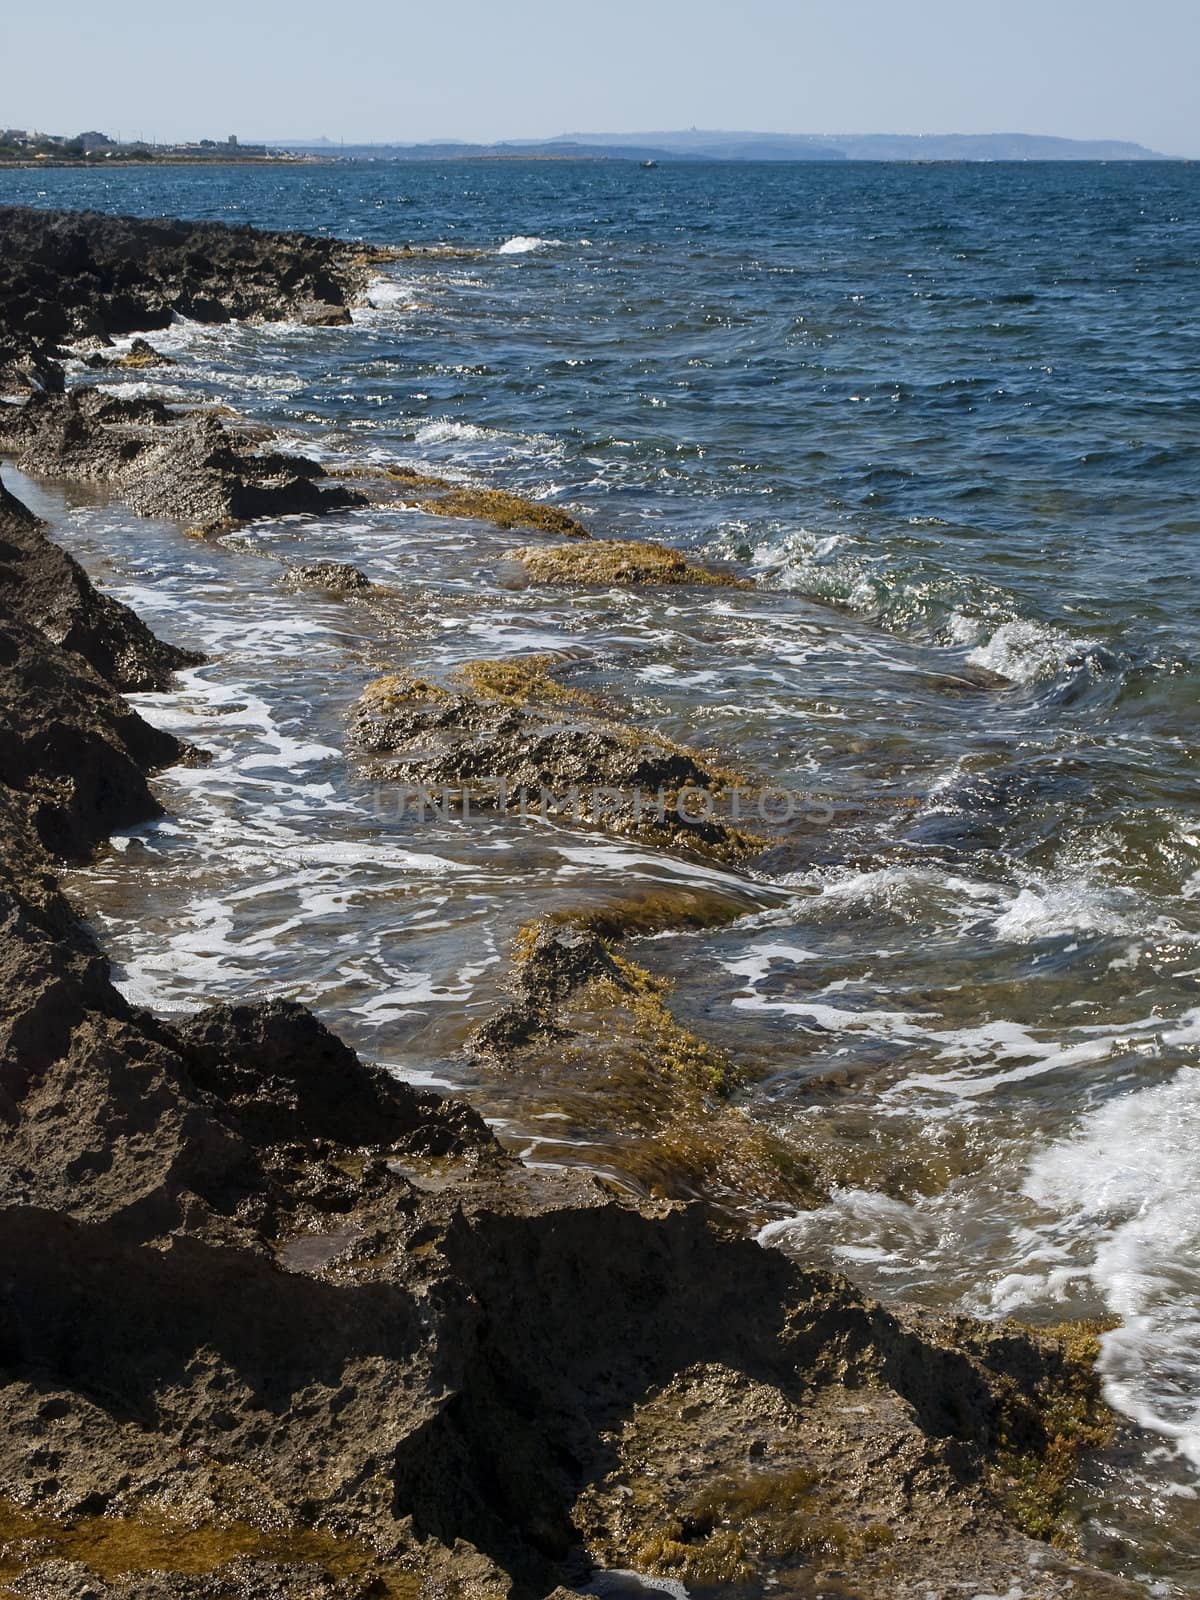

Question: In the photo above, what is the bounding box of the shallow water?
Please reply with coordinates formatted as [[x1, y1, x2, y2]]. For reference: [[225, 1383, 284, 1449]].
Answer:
[[5, 158, 1200, 1590]]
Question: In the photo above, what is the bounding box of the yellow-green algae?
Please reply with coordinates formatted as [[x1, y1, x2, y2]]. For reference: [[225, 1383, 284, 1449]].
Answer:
[[329, 462, 591, 535], [507, 538, 752, 587], [0, 1499, 418, 1596], [993, 1318, 1119, 1546], [627, 1468, 893, 1587], [488, 909, 820, 1216], [421, 485, 589, 536], [456, 653, 606, 709]]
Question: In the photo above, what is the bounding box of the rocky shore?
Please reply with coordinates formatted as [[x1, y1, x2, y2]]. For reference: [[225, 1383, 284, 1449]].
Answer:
[[0, 206, 1144, 1599]]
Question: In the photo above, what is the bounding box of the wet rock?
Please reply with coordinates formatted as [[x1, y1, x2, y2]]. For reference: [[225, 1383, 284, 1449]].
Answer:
[[286, 560, 372, 592], [357, 468, 592, 538], [113, 337, 175, 370], [0, 206, 373, 389], [351, 659, 762, 865], [418, 484, 590, 538], [507, 538, 752, 587], [0, 390, 366, 533], [469, 913, 819, 1218], [0, 466, 201, 690]]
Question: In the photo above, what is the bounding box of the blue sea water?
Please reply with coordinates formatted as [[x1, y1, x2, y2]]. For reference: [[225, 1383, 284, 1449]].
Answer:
[[4, 158, 1200, 1588]]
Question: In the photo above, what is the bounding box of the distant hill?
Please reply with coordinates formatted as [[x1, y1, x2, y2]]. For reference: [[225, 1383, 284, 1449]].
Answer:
[[280, 130, 1169, 163], [559, 129, 1169, 161], [278, 138, 742, 163]]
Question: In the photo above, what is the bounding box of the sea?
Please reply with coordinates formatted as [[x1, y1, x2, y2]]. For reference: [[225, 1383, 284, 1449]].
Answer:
[[2, 157, 1199, 1591]]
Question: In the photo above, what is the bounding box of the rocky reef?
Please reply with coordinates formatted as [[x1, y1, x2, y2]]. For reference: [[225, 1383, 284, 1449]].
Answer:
[[351, 659, 764, 865], [0, 205, 384, 392], [0, 474, 1140, 1600], [505, 539, 750, 588], [0, 209, 1149, 1599], [0, 388, 366, 536]]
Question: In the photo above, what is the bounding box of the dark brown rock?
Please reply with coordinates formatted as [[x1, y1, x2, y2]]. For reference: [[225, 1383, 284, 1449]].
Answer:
[[0, 466, 200, 690], [0, 390, 366, 532], [0, 206, 370, 390], [286, 561, 372, 592]]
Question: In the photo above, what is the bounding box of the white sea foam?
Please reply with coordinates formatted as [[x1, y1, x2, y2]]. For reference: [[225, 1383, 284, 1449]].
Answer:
[[965, 618, 1082, 684], [364, 275, 426, 309], [1012, 1069, 1200, 1466], [497, 235, 562, 255], [990, 879, 1140, 943], [414, 419, 503, 446]]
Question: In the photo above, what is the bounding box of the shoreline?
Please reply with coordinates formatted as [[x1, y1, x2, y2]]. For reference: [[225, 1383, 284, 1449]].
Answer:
[[0, 202, 1147, 1598]]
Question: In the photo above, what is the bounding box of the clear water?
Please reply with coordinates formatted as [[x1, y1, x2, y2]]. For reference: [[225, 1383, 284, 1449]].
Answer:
[[4, 159, 1200, 1590]]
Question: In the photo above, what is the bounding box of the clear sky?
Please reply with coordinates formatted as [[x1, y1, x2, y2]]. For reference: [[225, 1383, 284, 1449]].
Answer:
[[4, 0, 1197, 156]]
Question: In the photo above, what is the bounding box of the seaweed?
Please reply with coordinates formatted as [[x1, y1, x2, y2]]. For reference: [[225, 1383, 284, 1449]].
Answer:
[[508, 537, 752, 587]]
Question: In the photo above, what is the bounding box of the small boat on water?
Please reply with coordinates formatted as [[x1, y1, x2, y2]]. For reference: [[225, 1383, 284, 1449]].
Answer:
[[641, 159, 658, 169]]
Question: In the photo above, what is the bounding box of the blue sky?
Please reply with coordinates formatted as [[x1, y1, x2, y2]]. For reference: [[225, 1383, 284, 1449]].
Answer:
[[4, 0, 1197, 156]]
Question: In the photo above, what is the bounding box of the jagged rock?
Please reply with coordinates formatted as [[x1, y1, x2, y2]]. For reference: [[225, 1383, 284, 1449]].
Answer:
[[113, 336, 175, 369], [286, 561, 372, 592], [0, 206, 373, 389], [0, 603, 183, 859], [175, 999, 491, 1155], [0, 390, 365, 532], [0, 466, 200, 689]]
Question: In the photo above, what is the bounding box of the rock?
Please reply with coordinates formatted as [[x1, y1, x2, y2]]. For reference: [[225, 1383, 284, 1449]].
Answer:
[[468, 914, 818, 1217], [295, 301, 354, 328], [286, 560, 372, 592], [0, 466, 201, 690], [0, 602, 184, 859], [351, 659, 762, 865], [0, 390, 366, 533], [506, 538, 752, 587], [114, 336, 175, 369], [415, 484, 590, 538], [0, 206, 375, 389], [174, 999, 491, 1154], [335, 465, 594, 539]]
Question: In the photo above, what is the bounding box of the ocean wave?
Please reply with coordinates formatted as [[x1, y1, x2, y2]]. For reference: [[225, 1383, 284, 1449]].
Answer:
[[496, 235, 562, 255], [743, 526, 1104, 693], [364, 275, 428, 309], [964, 617, 1088, 684], [988, 875, 1146, 943], [1015, 1067, 1200, 1466]]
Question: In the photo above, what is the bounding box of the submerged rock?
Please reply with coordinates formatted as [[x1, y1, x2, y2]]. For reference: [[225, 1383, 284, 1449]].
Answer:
[[351, 657, 763, 865], [507, 537, 752, 587], [365, 467, 592, 538], [470, 910, 819, 1218], [419, 483, 590, 537]]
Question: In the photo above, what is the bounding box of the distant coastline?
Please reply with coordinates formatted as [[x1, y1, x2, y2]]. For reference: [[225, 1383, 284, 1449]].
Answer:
[[1, 125, 1175, 167], [279, 129, 1172, 162]]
